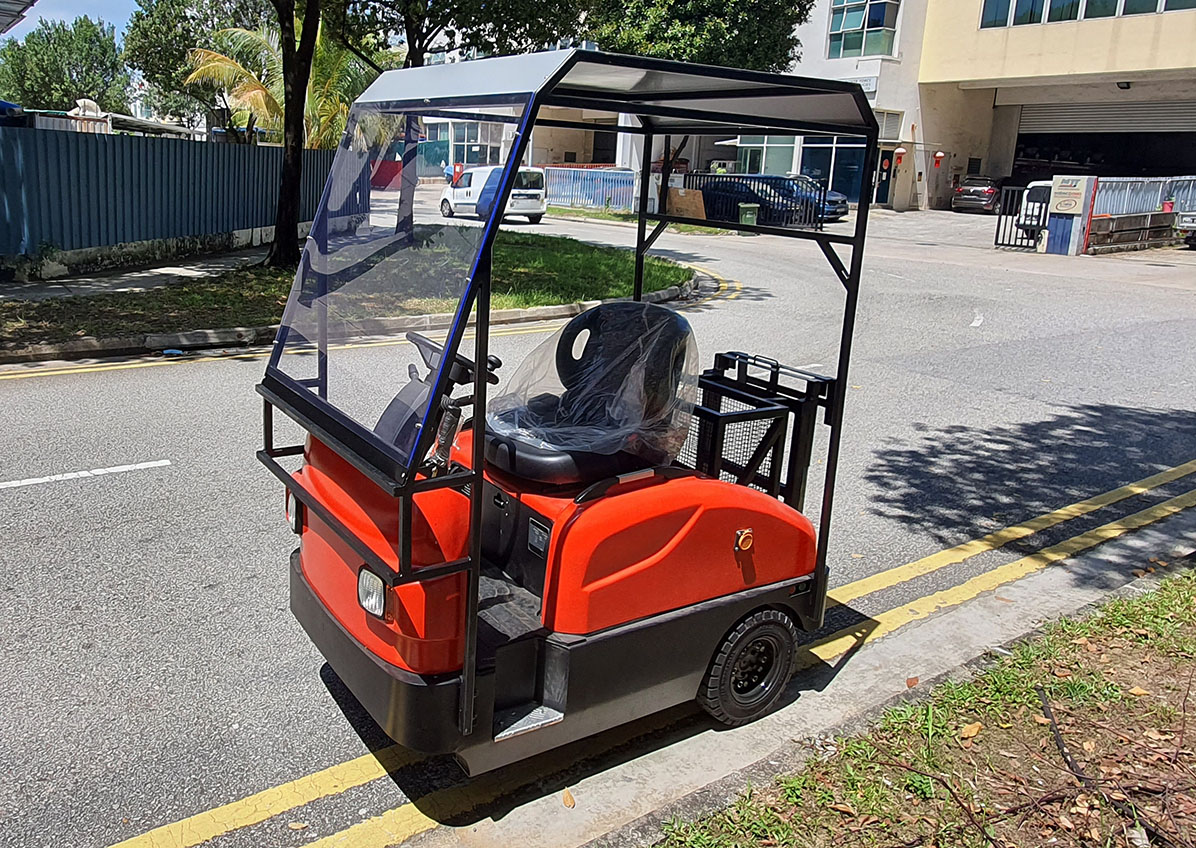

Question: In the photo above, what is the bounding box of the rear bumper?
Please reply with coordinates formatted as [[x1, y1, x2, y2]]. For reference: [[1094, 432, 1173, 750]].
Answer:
[[952, 197, 998, 211], [289, 549, 467, 754]]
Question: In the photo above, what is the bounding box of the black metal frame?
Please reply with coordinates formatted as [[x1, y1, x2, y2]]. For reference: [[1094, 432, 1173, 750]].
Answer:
[[257, 50, 878, 741]]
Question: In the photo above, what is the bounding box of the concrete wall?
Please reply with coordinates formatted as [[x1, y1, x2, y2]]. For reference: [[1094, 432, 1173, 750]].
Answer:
[[987, 104, 1021, 178], [919, 1, 1196, 85]]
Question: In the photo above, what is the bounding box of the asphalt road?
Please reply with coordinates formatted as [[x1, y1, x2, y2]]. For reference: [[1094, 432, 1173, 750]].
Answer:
[[2, 208, 1195, 847]]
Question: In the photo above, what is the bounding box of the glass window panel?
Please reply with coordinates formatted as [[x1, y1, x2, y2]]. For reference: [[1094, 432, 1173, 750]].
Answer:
[[489, 146, 501, 165], [740, 135, 765, 144], [453, 143, 465, 163], [452, 123, 465, 142], [844, 4, 867, 27], [828, 33, 843, 57], [981, 0, 1012, 24], [1012, 0, 1044, 24], [1047, 0, 1081, 19], [842, 29, 864, 55], [1121, 0, 1157, 12], [866, 1, 899, 27], [832, 0, 847, 6], [270, 101, 527, 467], [803, 134, 834, 146], [764, 146, 793, 174], [831, 145, 866, 202], [799, 147, 832, 185], [831, 9, 845, 30], [766, 135, 796, 146], [863, 28, 895, 54], [1164, 0, 1196, 8]]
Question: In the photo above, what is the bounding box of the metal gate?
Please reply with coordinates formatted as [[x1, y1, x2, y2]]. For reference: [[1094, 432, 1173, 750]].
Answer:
[[994, 185, 1046, 249]]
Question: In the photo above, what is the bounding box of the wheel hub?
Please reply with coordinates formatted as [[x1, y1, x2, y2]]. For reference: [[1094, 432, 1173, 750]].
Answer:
[[731, 637, 777, 701]]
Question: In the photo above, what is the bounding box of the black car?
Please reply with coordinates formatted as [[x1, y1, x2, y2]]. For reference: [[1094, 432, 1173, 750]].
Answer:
[[696, 176, 832, 228], [951, 175, 1003, 214]]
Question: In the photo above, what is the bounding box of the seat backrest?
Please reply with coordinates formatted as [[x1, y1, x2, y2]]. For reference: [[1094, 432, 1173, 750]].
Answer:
[[555, 301, 693, 423]]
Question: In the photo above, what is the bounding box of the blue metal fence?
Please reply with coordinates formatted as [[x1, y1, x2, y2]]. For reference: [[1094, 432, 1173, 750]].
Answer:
[[1093, 176, 1196, 216], [544, 167, 635, 211], [0, 127, 335, 256]]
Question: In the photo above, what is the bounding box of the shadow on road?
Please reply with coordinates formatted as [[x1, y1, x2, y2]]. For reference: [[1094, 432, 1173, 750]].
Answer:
[[317, 606, 877, 826], [864, 402, 1196, 547]]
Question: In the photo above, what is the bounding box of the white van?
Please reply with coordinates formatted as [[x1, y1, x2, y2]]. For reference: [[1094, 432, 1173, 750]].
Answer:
[[439, 166, 547, 223], [1015, 180, 1052, 236]]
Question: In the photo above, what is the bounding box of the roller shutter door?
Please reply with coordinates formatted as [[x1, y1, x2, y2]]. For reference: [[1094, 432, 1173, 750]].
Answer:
[[1018, 101, 1196, 133]]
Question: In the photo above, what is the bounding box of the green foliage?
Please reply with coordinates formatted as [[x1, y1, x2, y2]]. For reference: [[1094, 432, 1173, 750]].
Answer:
[[123, 0, 272, 125], [585, 0, 812, 72], [326, 0, 588, 68], [185, 22, 378, 148], [0, 17, 130, 112]]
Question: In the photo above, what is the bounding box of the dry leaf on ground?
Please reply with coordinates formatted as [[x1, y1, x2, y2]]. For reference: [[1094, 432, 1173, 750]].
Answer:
[[562, 788, 576, 808], [961, 722, 983, 739]]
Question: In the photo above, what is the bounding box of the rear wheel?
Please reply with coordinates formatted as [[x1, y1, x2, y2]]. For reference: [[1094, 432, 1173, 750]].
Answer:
[[527, 214, 543, 224], [440, 199, 453, 218], [698, 609, 799, 726]]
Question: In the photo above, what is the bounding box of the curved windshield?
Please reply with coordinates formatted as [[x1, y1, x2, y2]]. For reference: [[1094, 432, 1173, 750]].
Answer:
[[267, 101, 528, 467]]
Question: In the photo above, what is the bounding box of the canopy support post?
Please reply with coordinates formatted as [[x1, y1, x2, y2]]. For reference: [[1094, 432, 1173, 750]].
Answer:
[[805, 130, 878, 631], [633, 132, 654, 302]]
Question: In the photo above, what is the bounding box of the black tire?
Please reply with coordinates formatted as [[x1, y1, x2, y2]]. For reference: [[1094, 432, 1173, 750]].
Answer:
[[698, 608, 799, 726], [440, 199, 453, 218], [527, 214, 543, 224]]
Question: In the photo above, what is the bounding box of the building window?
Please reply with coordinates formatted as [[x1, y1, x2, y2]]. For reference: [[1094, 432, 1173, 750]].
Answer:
[[1047, 0, 1081, 19], [735, 135, 797, 174], [980, 0, 1013, 25], [988, 0, 1187, 24], [874, 109, 903, 141], [829, 0, 899, 57], [449, 121, 504, 167], [1012, 0, 1044, 24], [798, 135, 868, 202], [1082, 0, 1118, 16]]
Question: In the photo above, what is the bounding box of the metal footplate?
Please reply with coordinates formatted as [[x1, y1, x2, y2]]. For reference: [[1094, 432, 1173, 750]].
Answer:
[[493, 703, 565, 741]]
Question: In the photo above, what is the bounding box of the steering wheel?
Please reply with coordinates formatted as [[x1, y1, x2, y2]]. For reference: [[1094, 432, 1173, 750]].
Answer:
[[406, 332, 500, 385]]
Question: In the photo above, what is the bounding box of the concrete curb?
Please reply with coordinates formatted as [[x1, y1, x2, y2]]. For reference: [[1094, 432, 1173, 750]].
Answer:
[[580, 548, 1196, 848], [0, 273, 701, 365]]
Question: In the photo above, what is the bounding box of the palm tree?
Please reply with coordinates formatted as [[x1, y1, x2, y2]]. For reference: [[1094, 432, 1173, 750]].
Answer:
[[186, 22, 377, 148]]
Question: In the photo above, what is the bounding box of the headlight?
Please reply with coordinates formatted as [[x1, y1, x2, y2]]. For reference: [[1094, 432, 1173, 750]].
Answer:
[[357, 568, 386, 618]]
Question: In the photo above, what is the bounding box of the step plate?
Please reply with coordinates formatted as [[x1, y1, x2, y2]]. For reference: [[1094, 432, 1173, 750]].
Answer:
[[493, 703, 565, 742]]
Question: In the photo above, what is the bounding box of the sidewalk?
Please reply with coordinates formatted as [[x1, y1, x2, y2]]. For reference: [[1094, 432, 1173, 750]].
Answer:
[[0, 246, 267, 301]]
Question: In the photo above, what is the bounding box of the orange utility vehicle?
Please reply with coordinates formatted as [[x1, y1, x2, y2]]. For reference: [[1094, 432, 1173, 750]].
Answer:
[[258, 51, 878, 775]]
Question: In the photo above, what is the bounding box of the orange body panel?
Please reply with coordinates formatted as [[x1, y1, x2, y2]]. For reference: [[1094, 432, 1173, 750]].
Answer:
[[297, 429, 816, 673], [540, 477, 816, 634], [297, 438, 471, 675]]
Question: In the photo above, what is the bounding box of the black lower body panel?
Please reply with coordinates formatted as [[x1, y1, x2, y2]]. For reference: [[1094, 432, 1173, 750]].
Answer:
[[290, 548, 812, 774]]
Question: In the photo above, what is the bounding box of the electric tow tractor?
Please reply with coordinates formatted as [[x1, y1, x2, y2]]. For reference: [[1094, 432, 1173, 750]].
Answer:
[[257, 50, 879, 775]]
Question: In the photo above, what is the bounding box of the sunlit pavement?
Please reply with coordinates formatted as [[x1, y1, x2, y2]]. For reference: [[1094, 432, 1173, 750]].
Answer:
[[2, 193, 1196, 847]]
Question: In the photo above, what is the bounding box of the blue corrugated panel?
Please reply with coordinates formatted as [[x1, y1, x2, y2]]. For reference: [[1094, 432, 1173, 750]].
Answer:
[[0, 127, 336, 256]]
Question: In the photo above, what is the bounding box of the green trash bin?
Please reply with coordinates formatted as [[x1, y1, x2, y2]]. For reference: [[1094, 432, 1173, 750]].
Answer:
[[738, 202, 759, 234]]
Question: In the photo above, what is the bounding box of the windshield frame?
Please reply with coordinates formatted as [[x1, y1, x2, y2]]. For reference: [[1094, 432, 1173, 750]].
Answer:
[[261, 96, 537, 489]]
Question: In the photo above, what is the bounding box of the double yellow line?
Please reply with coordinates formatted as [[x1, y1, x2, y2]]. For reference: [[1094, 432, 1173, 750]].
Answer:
[[110, 457, 1196, 848]]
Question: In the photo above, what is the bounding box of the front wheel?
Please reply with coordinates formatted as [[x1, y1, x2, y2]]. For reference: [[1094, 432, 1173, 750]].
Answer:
[[527, 214, 543, 224], [698, 609, 799, 726], [440, 199, 453, 218]]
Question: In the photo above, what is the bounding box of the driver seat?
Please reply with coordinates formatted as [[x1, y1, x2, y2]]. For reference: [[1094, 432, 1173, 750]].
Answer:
[[484, 302, 695, 488]]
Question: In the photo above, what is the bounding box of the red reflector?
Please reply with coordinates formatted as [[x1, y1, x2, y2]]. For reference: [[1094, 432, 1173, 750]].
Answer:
[[984, 187, 996, 194]]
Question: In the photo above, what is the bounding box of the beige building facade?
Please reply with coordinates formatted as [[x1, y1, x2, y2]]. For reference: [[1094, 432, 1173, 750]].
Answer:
[[782, 0, 1196, 209]]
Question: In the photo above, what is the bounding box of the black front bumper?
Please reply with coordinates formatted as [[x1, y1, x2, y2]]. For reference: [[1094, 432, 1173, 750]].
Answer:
[[289, 550, 470, 754]]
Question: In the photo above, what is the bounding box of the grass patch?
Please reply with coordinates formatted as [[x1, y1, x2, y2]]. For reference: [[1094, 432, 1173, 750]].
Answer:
[[0, 230, 690, 349], [663, 563, 1196, 848], [547, 205, 731, 235]]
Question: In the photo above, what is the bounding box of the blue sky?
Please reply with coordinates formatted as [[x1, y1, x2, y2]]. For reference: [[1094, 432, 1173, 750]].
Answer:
[[6, 0, 139, 40]]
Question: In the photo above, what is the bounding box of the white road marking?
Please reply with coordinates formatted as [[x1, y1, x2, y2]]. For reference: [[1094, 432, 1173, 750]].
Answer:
[[0, 459, 172, 490], [970, 309, 984, 327]]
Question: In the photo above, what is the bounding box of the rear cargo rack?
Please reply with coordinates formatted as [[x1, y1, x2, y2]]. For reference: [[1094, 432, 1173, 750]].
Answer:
[[679, 351, 833, 511]]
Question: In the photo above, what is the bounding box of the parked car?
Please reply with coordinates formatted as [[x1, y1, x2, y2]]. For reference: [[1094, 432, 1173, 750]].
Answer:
[[951, 175, 1003, 214], [440, 166, 546, 223], [1015, 180, 1052, 236], [768, 174, 850, 222], [1175, 208, 1196, 248], [696, 174, 843, 227]]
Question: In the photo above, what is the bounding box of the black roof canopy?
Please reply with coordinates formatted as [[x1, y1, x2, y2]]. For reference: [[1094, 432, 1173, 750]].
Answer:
[[355, 49, 878, 138]]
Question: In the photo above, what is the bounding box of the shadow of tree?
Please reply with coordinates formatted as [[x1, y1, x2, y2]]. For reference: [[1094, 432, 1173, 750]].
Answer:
[[864, 403, 1196, 547]]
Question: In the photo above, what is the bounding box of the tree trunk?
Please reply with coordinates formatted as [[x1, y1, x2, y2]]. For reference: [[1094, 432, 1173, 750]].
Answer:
[[264, 0, 321, 268]]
